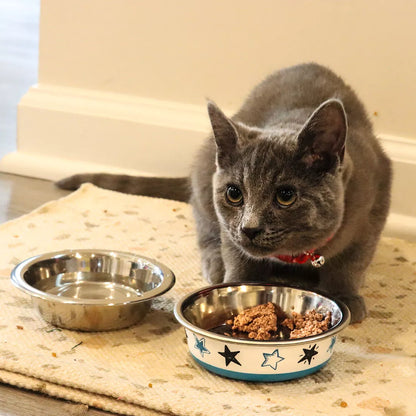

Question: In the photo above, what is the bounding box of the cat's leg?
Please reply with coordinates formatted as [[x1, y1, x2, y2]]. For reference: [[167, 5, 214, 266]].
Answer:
[[221, 237, 268, 283], [318, 240, 377, 323], [223, 257, 259, 283], [201, 239, 225, 284], [193, 211, 225, 284]]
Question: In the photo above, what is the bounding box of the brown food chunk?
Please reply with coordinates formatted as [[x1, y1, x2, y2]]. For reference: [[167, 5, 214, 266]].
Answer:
[[282, 310, 332, 339], [228, 302, 284, 340], [228, 302, 332, 340]]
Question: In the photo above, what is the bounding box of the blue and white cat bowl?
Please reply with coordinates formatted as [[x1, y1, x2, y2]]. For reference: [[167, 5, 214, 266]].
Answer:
[[174, 283, 350, 382]]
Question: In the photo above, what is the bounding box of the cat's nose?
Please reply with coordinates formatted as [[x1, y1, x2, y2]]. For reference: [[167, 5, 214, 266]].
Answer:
[[241, 226, 263, 240]]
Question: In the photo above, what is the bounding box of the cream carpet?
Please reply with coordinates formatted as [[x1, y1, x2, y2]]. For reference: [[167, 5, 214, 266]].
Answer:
[[0, 184, 415, 416]]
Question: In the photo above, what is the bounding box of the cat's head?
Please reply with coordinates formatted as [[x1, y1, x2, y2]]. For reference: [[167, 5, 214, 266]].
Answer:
[[208, 99, 347, 259]]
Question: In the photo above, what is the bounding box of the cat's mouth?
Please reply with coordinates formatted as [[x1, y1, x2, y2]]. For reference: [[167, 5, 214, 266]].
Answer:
[[237, 235, 308, 257], [239, 242, 293, 259]]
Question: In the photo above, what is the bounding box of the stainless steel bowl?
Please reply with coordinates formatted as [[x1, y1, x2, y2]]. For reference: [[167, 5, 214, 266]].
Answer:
[[174, 283, 350, 381], [11, 249, 175, 331]]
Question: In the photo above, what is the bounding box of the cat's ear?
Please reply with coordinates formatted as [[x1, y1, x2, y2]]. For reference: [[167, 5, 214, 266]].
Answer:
[[207, 101, 239, 168], [297, 99, 347, 172]]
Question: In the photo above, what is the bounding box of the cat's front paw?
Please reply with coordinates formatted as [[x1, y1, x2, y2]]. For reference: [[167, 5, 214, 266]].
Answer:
[[337, 294, 367, 323], [201, 257, 225, 284]]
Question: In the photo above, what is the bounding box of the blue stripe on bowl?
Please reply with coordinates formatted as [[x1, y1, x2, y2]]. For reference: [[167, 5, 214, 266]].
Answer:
[[192, 356, 330, 382]]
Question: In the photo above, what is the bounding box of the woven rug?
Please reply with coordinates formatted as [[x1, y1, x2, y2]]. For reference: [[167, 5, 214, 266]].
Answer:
[[0, 183, 415, 416]]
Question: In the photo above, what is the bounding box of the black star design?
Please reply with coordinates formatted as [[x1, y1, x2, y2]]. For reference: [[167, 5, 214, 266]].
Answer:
[[218, 345, 241, 367], [298, 344, 319, 365]]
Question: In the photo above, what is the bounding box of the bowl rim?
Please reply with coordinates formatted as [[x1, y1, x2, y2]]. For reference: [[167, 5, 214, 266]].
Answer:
[[174, 282, 351, 346], [10, 249, 175, 306]]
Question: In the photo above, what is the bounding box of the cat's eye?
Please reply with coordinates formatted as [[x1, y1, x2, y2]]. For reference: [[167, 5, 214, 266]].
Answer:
[[225, 185, 243, 206], [276, 187, 297, 207]]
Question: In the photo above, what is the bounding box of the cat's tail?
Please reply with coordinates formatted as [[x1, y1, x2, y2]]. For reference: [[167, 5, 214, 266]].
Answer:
[[56, 173, 191, 202]]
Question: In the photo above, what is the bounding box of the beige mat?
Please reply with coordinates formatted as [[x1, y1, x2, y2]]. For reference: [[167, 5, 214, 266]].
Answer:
[[0, 184, 415, 416]]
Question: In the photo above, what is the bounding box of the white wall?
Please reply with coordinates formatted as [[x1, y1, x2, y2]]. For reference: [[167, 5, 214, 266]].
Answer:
[[1, 0, 415, 238], [36, 0, 416, 139]]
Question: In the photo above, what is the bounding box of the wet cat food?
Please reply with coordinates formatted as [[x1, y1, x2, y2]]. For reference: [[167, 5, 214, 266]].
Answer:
[[226, 302, 284, 340], [282, 309, 332, 339], [225, 302, 332, 340]]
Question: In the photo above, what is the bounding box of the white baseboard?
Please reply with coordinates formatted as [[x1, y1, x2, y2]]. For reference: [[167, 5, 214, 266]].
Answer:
[[0, 152, 152, 181], [2, 84, 211, 179], [384, 213, 416, 242], [0, 84, 415, 239]]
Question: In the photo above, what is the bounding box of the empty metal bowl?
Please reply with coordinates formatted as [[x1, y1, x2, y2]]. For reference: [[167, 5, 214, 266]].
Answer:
[[174, 283, 350, 381], [11, 249, 175, 331]]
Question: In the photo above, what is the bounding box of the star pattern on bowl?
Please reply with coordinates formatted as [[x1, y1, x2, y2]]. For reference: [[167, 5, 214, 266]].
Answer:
[[218, 345, 241, 367], [193, 335, 210, 357], [298, 344, 319, 365], [261, 349, 285, 370]]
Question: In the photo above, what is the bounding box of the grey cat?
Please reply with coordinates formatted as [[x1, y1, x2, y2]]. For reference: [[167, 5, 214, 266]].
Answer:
[[58, 63, 392, 322]]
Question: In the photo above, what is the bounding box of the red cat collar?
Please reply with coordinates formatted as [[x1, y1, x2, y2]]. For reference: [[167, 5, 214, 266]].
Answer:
[[274, 251, 325, 268], [272, 236, 333, 268]]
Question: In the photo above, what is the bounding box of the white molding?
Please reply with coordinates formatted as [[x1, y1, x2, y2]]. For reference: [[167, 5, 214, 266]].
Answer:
[[384, 213, 416, 242], [0, 84, 415, 239], [0, 152, 152, 181], [21, 84, 211, 133], [378, 134, 416, 165], [2, 84, 211, 180]]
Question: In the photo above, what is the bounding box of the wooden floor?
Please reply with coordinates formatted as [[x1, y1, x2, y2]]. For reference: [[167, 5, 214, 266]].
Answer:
[[0, 172, 68, 223]]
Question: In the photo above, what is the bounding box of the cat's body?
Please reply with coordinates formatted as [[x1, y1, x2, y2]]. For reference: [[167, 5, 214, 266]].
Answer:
[[58, 63, 392, 322]]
